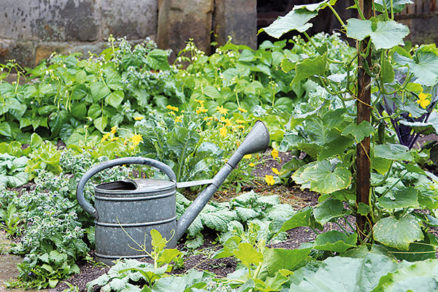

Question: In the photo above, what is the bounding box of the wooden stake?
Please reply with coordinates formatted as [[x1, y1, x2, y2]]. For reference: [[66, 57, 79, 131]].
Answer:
[[356, 0, 373, 241]]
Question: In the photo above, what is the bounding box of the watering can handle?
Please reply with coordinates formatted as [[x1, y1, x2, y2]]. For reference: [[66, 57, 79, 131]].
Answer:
[[76, 157, 176, 219]]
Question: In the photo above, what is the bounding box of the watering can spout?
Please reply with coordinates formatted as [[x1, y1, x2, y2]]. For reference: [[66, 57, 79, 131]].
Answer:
[[175, 120, 270, 241]]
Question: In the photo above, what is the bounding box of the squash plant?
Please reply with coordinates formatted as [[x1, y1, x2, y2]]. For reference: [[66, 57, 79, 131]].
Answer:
[[263, 0, 438, 259]]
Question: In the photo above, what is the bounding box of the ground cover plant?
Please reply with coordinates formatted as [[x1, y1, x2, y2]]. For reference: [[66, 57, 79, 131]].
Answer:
[[2, 0, 438, 290]]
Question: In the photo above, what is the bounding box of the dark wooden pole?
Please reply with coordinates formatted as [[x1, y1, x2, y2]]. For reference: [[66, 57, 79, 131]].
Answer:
[[356, 0, 373, 241]]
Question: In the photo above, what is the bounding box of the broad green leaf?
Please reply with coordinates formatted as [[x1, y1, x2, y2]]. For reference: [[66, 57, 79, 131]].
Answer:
[[378, 187, 419, 210], [281, 58, 295, 73], [293, 160, 352, 194], [90, 82, 110, 102], [294, 0, 337, 12], [342, 121, 375, 142], [38, 105, 57, 116], [0, 122, 12, 137], [314, 198, 351, 225], [150, 229, 167, 251], [388, 241, 436, 262], [49, 110, 69, 137], [200, 209, 236, 232], [106, 90, 124, 108], [374, 259, 438, 291], [314, 231, 357, 253], [374, 0, 414, 13], [305, 116, 340, 145], [373, 215, 424, 250], [381, 59, 395, 83], [357, 202, 370, 216], [292, 54, 328, 85], [88, 104, 101, 119], [109, 278, 128, 291], [7, 172, 28, 187], [290, 253, 397, 292], [30, 133, 43, 149], [374, 144, 413, 161], [347, 19, 409, 50], [94, 116, 108, 133], [394, 50, 438, 86], [71, 84, 88, 100], [279, 207, 313, 232], [146, 49, 170, 71], [262, 0, 337, 38], [233, 242, 263, 267], [372, 157, 392, 175], [259, 247, 311, 277], [71, 103, 87, 120], [236, 207, 260, 222], [7, 98, 26, 120], [261, 9, 317, 38], [157, 249, 181, 266], [204, 85, 221, 99]]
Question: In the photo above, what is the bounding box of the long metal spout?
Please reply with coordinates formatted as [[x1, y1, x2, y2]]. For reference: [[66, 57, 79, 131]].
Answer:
[[175, 121, 269, 241]]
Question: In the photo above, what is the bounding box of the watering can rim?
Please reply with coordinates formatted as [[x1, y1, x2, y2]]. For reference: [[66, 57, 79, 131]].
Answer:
[[95, 178, 176, 195]]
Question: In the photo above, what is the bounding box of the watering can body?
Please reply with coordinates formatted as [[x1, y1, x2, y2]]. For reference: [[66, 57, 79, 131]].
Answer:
[[94, 179, 177, 264], [76, 121, 269, 265]]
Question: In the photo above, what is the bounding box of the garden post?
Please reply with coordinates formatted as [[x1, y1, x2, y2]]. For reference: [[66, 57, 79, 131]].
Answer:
[[356, 0, 373, 241]]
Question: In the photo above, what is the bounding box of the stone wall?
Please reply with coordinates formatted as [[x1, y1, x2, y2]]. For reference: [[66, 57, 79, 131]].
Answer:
[[0, 0, 158, 66], [0, 0, 257, 67]]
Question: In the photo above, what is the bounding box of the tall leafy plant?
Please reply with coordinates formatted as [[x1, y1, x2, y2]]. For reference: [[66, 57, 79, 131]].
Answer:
[[263, 0, 438, 256]]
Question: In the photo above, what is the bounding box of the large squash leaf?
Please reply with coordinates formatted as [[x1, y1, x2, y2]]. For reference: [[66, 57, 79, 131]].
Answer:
[[373, 215, 424, 250], [347, 19, 409, 50]]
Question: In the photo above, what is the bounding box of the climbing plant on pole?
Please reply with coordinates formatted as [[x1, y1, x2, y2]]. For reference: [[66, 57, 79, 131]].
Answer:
[[356, 0, 373, 240], [260, 0, 438, 253]]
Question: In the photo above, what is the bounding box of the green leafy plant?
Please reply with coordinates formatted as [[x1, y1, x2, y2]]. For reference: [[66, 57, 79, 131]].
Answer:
[[263, 0, 438, 257], [0, 153, 28, 188], [0, 203, 21, 237], [178, 191, 295, 249], [87, 229, 183, 291]]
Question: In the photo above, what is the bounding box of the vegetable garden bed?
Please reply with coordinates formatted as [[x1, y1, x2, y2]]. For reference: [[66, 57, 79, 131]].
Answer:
[[3, 0, 438, 290]]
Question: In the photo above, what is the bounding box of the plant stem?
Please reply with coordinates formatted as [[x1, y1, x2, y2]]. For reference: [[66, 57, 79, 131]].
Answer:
[[303, 32, 319, 52], [390, 0, 394, 20], [327, 3, 346, 29], [354, 0, 366, 20]]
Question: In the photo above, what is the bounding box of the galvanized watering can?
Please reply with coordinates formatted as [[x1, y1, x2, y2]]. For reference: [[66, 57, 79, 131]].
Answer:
[[76, 121, 269, 264]]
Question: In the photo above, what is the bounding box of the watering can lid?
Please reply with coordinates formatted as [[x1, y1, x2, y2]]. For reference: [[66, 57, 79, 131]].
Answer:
[[94, 179, 176, 195]]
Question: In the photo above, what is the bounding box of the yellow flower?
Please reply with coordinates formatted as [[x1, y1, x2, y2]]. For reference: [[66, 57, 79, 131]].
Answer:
[[134, 116, 144, 121], [272, 168, 280, 175], [131, 134, 143, 146], [249, 163, 255, 167], [110, 126, 117, 134], [101, 133, 110, 142], [417, 92, 431, 109], [237, 125, 245, 130], [110, 137, 119, 141], [220, 117, 232, 127], [271, 149, 279, 160], [166, 105, 179, 112], [265, 175, 275, 186], [220, 126, 227, 137], [244, 154, 252, 159], [175, 115, 182, 123], [195, 99, 205, 106], [236, 120, 246, 124], [196, 107, 208, 114], [238, 107, 247, 113], [216, 105, 228, 115]]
